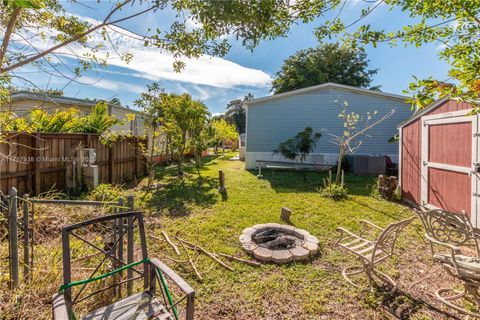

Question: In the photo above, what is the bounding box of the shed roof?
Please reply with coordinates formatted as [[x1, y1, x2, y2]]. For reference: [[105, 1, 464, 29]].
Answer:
[[396, 96, 451, 129], [245, 82, 408, 107], [10, 91, 145, 115]]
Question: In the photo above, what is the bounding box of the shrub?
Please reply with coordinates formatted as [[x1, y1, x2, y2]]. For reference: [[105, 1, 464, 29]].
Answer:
[[273, 127, 321, 163], [320, 183, 348, 200], [88, 183, 124, 202], [0, 111, 30, 131], [320, 169, 348, 200], [0, 102, 119, 134]]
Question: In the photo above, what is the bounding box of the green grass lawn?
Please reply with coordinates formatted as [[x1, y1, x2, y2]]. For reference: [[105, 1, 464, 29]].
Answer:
[[0, 153, 465, 319], [135, 154, 460, 320]]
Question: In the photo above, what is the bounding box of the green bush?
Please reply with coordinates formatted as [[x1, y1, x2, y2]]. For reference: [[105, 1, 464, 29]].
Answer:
[[273, 127, 321, 163], [88, 184, 124, 202], [0, 102, 120, 134], [320, 183, 348, 200]]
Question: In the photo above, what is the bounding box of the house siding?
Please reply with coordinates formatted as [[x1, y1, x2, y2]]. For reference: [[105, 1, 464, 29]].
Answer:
[[246, 87, 412, 169], [109, 105, 146, 136]]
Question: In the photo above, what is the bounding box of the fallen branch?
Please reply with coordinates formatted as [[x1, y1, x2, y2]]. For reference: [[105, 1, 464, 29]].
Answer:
[[161, 254, 188, 264], [215, 253, 261, 266], [199, 262, 216, 275], [178, 239, 203, 281], [176, 236, 235, 272], [160, 230, 181, 256], [71, 251, 102, 263], [149, 232, 181, 256]]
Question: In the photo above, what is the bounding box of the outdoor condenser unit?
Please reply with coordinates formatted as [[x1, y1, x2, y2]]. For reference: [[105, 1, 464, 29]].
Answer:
[[346, 155, 386, 176]]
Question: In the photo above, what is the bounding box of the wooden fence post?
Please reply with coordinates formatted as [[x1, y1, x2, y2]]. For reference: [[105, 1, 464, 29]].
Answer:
[[108, 146, 114, 183], [218, 170, 226, 193], [23, 194, 30, 282], [126, 195, 134, 294], [280, 207, 292, 224], [134, 139, 140, 179], [8, 187, 19, 290], [116, 198, 124, 298], [34, 133, 41, 194]]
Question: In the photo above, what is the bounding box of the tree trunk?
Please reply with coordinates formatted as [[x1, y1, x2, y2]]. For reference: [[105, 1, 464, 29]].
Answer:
[[147, 131, 155, 187], [196, 152, 202, 167], [165, 134, 170, 166], [177, 160, 182, 175], [336, 144, 345, 185]]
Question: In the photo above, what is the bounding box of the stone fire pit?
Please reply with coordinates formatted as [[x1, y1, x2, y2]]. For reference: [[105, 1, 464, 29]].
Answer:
[[239, 223, 319, 264]]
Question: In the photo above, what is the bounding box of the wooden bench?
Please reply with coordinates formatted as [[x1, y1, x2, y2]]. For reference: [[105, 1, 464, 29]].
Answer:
[[256, 160, 333, 179]]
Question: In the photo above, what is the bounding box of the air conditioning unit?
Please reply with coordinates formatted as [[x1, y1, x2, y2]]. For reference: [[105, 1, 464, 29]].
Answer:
[[346, 155, 386, 176]]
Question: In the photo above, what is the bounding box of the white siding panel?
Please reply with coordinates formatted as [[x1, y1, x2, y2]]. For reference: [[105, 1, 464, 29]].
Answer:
[[245, 152, 399, 169]]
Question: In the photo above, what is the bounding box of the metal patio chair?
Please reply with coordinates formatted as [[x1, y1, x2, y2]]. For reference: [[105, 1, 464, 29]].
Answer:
[[416, 208, 480, 317], [52, 211, 195, 320], [335, 217, 415, 292]]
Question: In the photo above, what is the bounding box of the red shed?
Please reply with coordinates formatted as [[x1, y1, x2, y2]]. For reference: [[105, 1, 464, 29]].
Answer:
[[398, 97, 478, 226]]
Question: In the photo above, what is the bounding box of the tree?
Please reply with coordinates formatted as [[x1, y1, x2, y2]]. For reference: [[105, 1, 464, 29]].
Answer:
[[29, 88, 64, 96], [109, 98, 122, 106], [134, 82, 166, 185], [162, 93, 210, 174], [328, 101, 394, 185], [315, 1, 480, 109], [273, 127, 321, 163], [271, 43, 379, 94], [0, 0, 336, 104], [225, 93, 254, 134], [211, 119, 239, 154]]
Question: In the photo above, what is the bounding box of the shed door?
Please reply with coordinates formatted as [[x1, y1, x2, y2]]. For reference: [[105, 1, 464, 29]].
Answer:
[[421, 111, 479, 227]]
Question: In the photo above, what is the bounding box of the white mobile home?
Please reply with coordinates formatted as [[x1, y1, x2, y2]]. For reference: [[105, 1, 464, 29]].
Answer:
[[245, 83, 412, 169]]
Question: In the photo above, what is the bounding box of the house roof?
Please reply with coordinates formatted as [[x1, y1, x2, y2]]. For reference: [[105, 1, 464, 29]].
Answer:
[[10, 91, 145, 115], [396, 96, 451, 128], [245, 82, 409, 107]]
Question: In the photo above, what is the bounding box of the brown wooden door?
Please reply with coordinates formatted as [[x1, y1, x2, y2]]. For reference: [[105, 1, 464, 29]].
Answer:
[[421, 111, 478, 226]]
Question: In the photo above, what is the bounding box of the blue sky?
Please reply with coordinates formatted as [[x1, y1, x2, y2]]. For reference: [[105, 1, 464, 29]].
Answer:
[[13, 1, 451, 115]]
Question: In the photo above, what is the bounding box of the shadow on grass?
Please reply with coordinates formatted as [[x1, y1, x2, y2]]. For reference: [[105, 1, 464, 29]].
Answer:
[[349, 198, 405, 220], [367, 288, 462, 320], [142, 157, 222, 217], [143, 175, 218, 217], [246, 169, 378, 196]]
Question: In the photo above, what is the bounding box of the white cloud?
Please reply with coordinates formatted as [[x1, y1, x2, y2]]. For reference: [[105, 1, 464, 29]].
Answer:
[[185, 16, 203, 31], [13, 14, 272, 89], [435, 43, 448, 51], [191, 84, 213, 100], [80, 76, 145, 94]]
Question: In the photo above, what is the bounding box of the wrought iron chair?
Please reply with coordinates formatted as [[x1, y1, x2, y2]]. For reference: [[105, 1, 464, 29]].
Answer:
[[416, 208, 480, 317], [52, 211, 195, 320], [335, 217, 415, 292]]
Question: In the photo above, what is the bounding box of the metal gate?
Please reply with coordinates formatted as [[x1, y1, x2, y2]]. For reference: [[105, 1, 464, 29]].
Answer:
[[421, 110, 479, 227]]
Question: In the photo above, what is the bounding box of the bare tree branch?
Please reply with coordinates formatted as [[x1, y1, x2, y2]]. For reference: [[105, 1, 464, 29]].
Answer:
[[0, 0, 160, 74], [0, 7, 22, 65]]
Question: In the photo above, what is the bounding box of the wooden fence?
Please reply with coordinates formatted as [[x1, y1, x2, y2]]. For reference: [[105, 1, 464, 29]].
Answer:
[[0, 132, 147, 195]]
